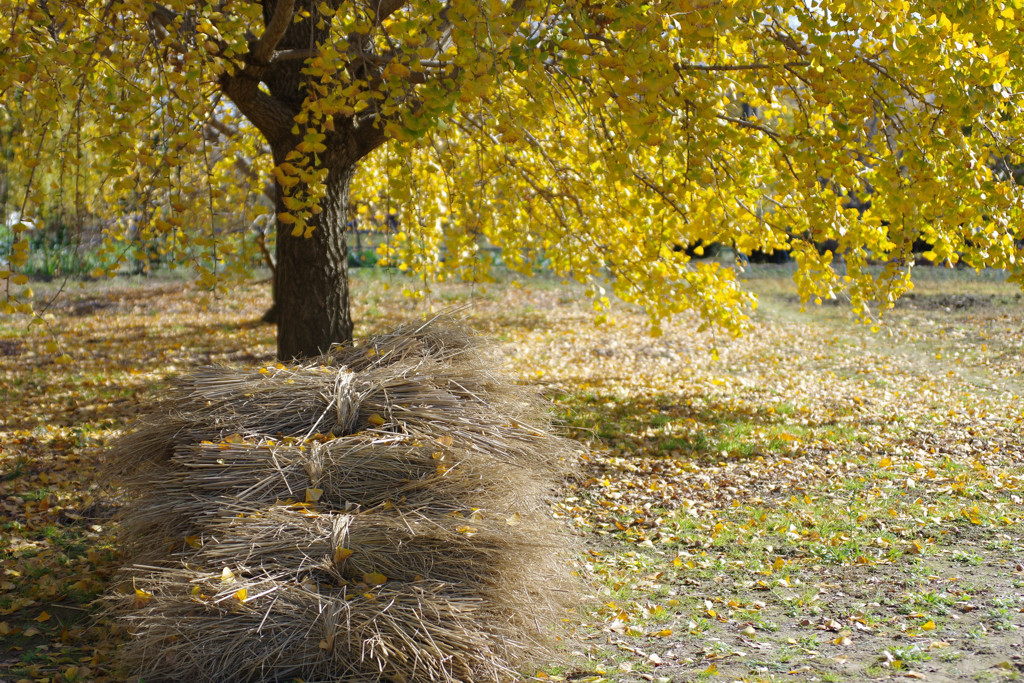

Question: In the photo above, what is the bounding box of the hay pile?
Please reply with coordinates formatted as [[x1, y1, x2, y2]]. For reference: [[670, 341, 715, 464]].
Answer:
[[107, 316, 580, 682]]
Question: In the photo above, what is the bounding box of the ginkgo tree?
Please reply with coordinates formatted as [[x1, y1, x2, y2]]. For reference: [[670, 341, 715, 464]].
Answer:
[[2, 0, 1023, 359]]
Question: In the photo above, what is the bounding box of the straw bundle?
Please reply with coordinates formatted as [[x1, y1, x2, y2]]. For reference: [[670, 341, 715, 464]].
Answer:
[[107, 315, 580, 682], [118, 436, 551, 556]]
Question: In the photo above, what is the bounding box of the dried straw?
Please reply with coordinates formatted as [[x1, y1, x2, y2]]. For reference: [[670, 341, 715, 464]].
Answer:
[[118, 436, 552, 556], [117, 572, 537, 683], [106, 314, 580, 682]]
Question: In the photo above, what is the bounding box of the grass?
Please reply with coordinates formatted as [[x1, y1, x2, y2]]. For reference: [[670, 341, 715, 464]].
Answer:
[[2, 267, 1024, 681]]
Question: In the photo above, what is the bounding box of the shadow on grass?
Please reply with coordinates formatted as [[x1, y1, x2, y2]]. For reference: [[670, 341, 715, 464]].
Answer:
[[354, 301, 558, 341], [0, 319, 276, 434], [555, 389, 867, 465]]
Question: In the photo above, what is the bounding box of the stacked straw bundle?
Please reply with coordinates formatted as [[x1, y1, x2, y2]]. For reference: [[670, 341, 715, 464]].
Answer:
[[107, 316, 579, 682]]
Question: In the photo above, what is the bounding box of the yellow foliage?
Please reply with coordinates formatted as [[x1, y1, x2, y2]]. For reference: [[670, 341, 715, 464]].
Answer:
[[0, 0, 1022, 332]]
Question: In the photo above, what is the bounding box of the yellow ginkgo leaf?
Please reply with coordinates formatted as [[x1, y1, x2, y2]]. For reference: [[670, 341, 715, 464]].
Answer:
[[363, 572, 387, 586], [133, 589, 153, 608]]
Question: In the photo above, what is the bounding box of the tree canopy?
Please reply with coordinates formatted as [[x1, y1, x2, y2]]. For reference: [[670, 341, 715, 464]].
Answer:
[[2, 0, 1023, 355]]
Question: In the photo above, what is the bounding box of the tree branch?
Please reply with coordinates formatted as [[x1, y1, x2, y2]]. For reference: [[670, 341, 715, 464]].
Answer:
[[203, 115, 276, 202], [235, 158, 277, 203], [368, 0, 407, 24], [207, 116, 240, 139], [219, 72, 298, 144], [716, 113, 778, 138], [251, 0, 296, 64], [207, 116, 272, 156], [858, 56, 941, 112], [270, 48, 317, 63], [632, 169, 689, 221], [256, 229, 277, 275], [675, 60, 808, 72], [716, 114, 798, 179], [148, 3, 177, 32], [146, 3, 188, 53], [765, 25, 810, 57]]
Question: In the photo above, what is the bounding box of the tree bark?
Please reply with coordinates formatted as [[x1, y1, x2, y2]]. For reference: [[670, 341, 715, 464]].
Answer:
[[218, 0, 391, 359], [273, 150, 356, 360]]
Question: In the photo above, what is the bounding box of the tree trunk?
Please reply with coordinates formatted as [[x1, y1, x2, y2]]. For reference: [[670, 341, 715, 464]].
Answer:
[[218, 1, 390, 359], [273, 152, 355, 360]]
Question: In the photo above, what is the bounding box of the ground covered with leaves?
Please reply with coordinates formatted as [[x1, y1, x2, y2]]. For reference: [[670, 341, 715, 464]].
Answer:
[[1, 267, 1023, 682]]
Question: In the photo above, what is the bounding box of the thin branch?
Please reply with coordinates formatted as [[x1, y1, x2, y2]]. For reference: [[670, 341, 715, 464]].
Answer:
[[270, 48, 317, 63], [858, 56, 940, 112], [632, 169, 688, 220], [206, 110, 272, 156], [716, 113, 778, 139], [204, 116, 275, 199], [234, 157, 276, 203], [256, 231, 277, 274], [146, 3, 188, 53], [417, 59, 451, 69], [716, 114, 799, 179], [207, 116, 240, 139], [765, 24, 810, 57], [675, 60, 808, 73]]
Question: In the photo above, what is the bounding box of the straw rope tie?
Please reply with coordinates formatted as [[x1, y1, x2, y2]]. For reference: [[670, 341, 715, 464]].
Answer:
[[331, 369, 360, 435], [330, 515, 351, 558], [305, 444, 325, 491]]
